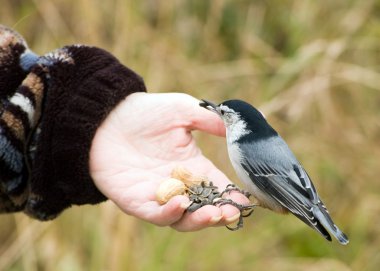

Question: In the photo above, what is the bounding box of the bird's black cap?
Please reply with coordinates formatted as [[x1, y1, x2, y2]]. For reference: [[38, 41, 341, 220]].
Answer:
[[222, 100, 278, 140]]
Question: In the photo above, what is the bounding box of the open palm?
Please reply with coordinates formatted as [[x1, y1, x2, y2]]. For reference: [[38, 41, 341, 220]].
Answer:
[[90, 92, 249, 231]]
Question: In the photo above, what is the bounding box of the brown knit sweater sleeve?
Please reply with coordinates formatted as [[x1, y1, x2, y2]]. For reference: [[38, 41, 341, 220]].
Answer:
[[1, 25, 146, 220], [23, 45, 147, 220]]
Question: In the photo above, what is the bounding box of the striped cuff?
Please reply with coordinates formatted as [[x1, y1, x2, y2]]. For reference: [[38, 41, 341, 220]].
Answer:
[[0, 25, 40, 212], [0, 67, 45, 209], [0, 25, 38, 99]]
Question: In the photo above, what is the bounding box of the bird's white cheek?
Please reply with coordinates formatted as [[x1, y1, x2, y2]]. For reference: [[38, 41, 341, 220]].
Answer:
[[225, 119, 250, 144]]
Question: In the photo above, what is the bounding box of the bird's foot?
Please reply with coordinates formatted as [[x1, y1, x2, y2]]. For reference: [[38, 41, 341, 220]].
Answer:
[[214, 198, 256, 231]]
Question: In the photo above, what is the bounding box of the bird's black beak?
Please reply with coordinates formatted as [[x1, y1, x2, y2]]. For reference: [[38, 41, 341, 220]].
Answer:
[[199, 99, 219, 114]]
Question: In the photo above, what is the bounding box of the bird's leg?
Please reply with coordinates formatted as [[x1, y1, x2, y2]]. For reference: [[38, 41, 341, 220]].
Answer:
[[220, 184, 252, 198]]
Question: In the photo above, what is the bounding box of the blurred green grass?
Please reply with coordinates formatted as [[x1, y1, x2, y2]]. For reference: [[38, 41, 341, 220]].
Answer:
[[1, 0, 380, 270]]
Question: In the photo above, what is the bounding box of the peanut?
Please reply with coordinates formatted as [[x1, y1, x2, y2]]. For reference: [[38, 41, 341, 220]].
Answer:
[[156, 178, 187, 205], [171, 166, 210, 187]]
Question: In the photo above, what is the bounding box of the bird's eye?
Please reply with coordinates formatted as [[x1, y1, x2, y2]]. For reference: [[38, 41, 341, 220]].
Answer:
[[220, 109, 225, 115]]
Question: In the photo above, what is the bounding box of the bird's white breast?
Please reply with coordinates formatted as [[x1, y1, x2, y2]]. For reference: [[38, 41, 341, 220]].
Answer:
[[226, 142, 286, 212], [226, 143, 260, 193]]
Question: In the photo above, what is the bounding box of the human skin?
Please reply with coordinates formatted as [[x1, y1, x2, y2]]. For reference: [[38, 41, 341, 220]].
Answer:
[[90, 92, 250, 231]]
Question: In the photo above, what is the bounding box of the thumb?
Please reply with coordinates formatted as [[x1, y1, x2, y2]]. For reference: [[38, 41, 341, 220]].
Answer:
[[179, 94, 225, 137], [190, 105, 226, 137]]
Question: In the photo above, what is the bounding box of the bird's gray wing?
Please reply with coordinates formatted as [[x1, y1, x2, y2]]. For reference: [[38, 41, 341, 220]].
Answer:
[[241, 159, 332, 241]]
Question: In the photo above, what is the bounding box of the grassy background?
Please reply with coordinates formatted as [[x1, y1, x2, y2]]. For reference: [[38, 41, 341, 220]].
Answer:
[[1, 0, 380, 270]]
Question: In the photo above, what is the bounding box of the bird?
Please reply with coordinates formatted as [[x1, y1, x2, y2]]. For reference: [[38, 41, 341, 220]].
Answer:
[[200, 99, 349, 245]]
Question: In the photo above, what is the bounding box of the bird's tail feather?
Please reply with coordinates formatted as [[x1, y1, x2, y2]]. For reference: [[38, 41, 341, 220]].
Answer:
[[313, 204, 349, 245]]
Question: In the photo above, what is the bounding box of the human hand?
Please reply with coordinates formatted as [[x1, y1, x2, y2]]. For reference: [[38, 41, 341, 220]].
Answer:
[[89, 92, 250, 231]]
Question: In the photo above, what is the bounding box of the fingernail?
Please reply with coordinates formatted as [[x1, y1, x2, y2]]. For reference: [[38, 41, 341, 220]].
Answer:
[[225, 213, 240, 223], [210, 216, 223, 223], [180, 202, 192, 210]]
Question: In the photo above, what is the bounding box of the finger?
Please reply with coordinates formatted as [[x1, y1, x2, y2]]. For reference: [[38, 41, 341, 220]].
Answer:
[[137, 195, 191, 226], [171, 205, 223, 232]]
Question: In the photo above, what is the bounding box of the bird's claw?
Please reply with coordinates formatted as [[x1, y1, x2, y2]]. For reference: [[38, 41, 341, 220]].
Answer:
[[214, 198, 256, 231], [220, 184, 252, 198]]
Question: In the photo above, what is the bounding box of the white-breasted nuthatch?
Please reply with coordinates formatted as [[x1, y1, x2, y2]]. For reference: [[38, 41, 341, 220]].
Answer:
[[200, 99, 349, 245]]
